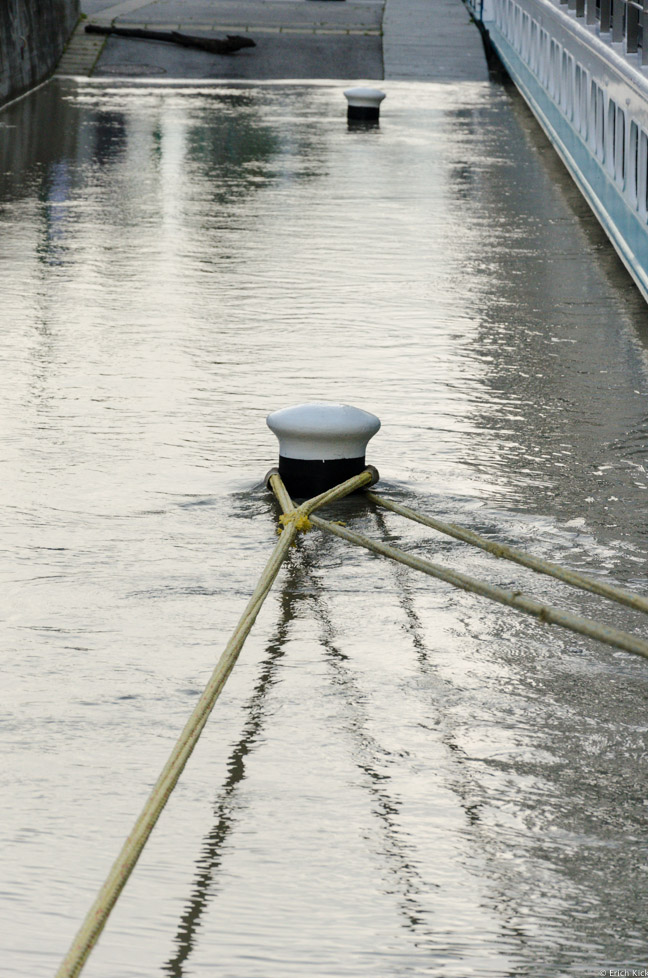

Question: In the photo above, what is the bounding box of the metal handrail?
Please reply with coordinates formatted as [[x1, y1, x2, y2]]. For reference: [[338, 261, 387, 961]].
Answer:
[[559, 0, 647, 57]]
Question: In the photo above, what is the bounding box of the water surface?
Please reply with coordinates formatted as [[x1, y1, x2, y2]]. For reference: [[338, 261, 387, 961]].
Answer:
[[2, 77, 648, 977]]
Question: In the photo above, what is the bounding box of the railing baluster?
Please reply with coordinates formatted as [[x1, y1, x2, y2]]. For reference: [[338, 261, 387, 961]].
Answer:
[[612, 0, 625, 40], [627, 1, 641, 50], [600, 0, 612, 32]]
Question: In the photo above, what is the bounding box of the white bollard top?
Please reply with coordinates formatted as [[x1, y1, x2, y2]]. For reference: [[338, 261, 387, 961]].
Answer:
[[267, 402, 381, 460], [343, 87, 386, 108]]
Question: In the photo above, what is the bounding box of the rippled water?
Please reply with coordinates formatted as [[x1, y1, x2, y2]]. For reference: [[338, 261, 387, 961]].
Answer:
[[2, 77, 648, 978]]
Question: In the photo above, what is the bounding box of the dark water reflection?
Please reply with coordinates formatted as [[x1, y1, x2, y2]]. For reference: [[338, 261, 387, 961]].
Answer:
[[163, 560, 297, 977], [2, 77, 648, 977]]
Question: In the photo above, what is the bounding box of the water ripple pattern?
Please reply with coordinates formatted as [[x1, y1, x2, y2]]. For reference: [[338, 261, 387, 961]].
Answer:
[[2, 78, 648, 977]]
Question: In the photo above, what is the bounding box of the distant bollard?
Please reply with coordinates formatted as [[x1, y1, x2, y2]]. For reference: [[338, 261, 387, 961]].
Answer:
[[266, 402, 381, 499], [343, 87, 386, 123]]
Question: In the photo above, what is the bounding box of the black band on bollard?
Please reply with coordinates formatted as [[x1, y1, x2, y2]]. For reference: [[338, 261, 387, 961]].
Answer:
[[347, 105, 380, 121], [278, 456, 366, 499]]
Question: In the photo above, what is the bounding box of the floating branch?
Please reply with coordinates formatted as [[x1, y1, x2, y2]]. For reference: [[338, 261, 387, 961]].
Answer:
[[84, 24, 256, 54]]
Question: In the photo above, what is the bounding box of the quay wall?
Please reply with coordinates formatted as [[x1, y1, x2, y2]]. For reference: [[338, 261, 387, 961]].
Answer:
[[0, 0, 79, 108]]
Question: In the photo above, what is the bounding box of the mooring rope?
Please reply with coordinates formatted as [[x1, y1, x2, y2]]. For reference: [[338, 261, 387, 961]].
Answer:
[[269, 474, 648, 661], [58, 464, 647, 976], [365, 491, 648, 615], [55, 468, 375, 978]]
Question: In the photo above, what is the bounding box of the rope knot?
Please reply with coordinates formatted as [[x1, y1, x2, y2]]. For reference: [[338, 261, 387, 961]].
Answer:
[[278, 509, 313, 535]]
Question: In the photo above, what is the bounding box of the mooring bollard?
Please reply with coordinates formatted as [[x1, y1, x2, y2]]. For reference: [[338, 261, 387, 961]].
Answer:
[[343, 86, 386, 123], [266, 402, 381, 499]]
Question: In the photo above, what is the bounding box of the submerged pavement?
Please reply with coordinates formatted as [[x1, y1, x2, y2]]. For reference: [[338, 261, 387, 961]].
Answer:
[[57, 0, 489, 81]]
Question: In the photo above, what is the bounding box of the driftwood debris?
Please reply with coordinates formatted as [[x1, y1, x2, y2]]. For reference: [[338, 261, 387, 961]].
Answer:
[[85, 24, 256, 55]]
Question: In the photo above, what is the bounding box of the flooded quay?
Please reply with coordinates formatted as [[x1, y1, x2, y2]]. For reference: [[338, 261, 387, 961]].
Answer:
[[2, 73, 648, 977]]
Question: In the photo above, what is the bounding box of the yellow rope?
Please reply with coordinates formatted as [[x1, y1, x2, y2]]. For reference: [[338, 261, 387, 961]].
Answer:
[[268, 473, 648, 661], [270, 466, 378, 539], [298, 465, 379, 517], [65, 460, 641, 978], [56, 467, 376, 978], [278, 510, 313, 534], [366, 491, 648, 616], [55, 524, 298, 978], [307, 513, 648, 661]]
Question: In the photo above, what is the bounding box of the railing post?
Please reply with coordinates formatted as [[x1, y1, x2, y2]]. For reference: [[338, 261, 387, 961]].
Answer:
[[642, 4, 648, 62], [600, 0, 612, 31], [586, 0, 598, 22], [575, 0, 585, 15], [627, 0, 640, 50], [611, 0, 625, 40]]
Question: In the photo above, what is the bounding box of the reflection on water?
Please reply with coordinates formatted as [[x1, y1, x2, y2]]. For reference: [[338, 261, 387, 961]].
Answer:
[[163, 562, 296, 977], [2, 77, 648, 978]]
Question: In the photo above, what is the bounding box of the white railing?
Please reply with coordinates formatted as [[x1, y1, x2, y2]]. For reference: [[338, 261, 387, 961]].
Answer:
[[567, 0, 648, 63], [470, 0, 648, 62]]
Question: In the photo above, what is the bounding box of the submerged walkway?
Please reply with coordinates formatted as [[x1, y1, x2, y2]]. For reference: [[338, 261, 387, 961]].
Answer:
[[57, 0, 489, 81], [384, 0, 488, 80]]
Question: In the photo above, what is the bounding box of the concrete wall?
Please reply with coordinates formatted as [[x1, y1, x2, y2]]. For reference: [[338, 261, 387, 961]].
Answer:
[[0, 0, 79, 108]]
